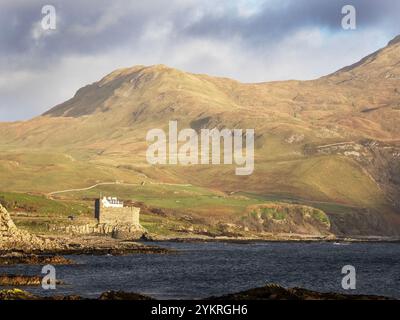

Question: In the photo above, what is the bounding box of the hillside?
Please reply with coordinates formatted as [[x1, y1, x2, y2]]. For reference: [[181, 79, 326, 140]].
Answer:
[[0, 36, 400, 236]]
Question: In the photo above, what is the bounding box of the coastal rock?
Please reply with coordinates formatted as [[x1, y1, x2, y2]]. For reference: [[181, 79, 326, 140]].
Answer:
[[0, 285, 393, 300], [0, 288, 82, 300], [50, 222, 146, 240], [0, 274, 64, 286], [99, 290, 154, 300], [0, 288, 38, 300], [242, 203, 331, 236], [0, 253, 73, 265], [209, 283, 393, 300], [0, 203, 62, 252]]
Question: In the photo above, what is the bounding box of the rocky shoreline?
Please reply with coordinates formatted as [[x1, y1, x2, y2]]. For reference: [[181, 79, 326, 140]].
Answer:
[[0, 243, 171, 266], [0, 253, 74, 265], [1, 203, 173, 257], [0, 284, 394, 300], [208, 284, 394, 300], [143, 234, 400, 244]]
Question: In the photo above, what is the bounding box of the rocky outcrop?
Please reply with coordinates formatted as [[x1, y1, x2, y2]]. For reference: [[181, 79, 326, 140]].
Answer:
[[0, 203, 17, 235], [0, 288, 38, 300], [0, 288, 82, 300], [358, 140, 400, 210], [0, 288, 153, 300], [0, 253, 73, 265], [0, 284, 392, 300], [242, 203, 331, 236], [50, 222, 146, 240], [0, 204, 62, 252], [98, 291, 154, 300], [209, 283, 393, 300], [0, 274, 63, 286]]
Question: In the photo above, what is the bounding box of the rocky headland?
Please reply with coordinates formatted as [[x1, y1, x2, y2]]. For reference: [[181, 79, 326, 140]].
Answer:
[[0, 203, 171, 267]]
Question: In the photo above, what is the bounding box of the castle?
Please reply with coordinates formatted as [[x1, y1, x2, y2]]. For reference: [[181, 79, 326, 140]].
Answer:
[[95, 196, 140, 226]]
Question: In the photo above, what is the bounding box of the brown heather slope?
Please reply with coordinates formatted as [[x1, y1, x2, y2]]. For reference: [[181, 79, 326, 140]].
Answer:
[[0, 36, 400, 236]]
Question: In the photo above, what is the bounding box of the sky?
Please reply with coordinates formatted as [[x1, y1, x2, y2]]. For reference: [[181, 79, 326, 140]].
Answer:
[[0, 0, 399, 121]]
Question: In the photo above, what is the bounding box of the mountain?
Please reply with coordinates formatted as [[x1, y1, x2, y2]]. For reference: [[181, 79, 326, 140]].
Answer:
[[1, 36, 400, 236]]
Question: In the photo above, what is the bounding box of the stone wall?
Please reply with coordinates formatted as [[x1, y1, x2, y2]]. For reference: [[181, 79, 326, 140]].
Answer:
[[98, 206, 140, 225]]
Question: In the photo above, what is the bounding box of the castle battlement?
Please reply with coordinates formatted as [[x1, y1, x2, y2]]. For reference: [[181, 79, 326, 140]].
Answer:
[[101, 196, 123, 208]]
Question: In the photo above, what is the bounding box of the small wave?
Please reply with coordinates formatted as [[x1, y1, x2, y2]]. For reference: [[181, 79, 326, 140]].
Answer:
[[333, 242, 351, 246]]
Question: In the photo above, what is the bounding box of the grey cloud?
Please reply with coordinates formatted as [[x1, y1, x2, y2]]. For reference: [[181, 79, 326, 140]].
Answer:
[[1, 0, 399, 71], [185, 0, 400, 44], [0, 0, 399, 121], [0, 0, 201, 71]]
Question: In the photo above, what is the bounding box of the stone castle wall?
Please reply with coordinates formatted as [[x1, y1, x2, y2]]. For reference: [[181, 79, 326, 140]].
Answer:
[[49, 201, 144, 240], [98, 206, 140, 226]]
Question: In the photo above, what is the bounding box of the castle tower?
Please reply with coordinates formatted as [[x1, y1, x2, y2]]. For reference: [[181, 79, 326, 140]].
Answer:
[[94, 197, 140, 226]]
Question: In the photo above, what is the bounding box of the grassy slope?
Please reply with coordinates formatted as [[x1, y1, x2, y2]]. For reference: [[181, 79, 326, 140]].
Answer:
[[0, 191, 92, 234], [0, 138, 389, 218], [0, 143, 385, 210], [0, 191, 90, 217], [1, 42, 400, 235]]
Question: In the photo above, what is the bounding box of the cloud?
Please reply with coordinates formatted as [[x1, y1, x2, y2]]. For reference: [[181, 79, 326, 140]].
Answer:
[[0, 0, 399, 120]]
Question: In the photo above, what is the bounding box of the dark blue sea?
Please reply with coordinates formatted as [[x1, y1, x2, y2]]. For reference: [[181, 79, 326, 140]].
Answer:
[[1, 241, 399, 299]]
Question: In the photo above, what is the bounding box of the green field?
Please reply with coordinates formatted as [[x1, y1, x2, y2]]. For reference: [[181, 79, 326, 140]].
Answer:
[[0, 191, 91, 217]]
